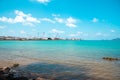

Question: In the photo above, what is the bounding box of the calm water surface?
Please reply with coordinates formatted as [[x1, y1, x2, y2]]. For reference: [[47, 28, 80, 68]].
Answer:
[[0, 40, 120, 80]]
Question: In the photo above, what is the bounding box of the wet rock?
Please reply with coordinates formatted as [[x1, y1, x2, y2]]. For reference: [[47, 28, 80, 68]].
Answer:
[[102, 57, 119, 61], [13, 76, 28, 80], [6, 73, 14, 80], [0, 70, 4, 74], [0, 65, 52, 80], [11, 64, 19, 68], [3, 67, 11, 74], [36, 77, 46, 80]]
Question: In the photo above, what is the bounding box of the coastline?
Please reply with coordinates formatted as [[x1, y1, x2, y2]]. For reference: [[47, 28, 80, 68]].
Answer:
[[0, 57, 120, 80]]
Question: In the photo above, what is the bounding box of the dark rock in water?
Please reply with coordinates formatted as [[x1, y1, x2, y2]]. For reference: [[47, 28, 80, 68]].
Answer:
[[102, 57, 119, 61], [13, 76, 28, 80], [3, 67, 11, 74], [0, 70, 4, 74], [0, 68, 4, 75], [12, 64, 19, 68], [6, 73, 14, 80], [0, 65, 49, 80]]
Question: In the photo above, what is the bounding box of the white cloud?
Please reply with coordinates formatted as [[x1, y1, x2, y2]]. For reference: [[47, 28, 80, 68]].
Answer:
[[15, 10, 28, 17], [41, 18, 55, 23], [15, 10, 40, 25], [0, 17, 14, 23], [92, 18, 99, 23], [53, 15, 77, 28], [51, 29, 64, 34], [65, 17, 77, 27], [111, 29, 115, 33], [54, 18, 64, 23], [35, 0, 50, 4], [14, 16, 25, 23], [0, 26, 5, 29], [0, 10, 40, 26], [0, 11, 78, 28], [20, 30, 26, 34], [26, 16, 39, 23]]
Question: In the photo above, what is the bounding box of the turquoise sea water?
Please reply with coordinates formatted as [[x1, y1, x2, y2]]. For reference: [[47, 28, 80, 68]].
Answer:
[[0, 40, 120, 61], [0, 40, 120, 80]]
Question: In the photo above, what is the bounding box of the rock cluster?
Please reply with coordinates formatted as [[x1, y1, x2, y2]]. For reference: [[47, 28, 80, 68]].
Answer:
[[102, 57, 119, 61], [0, 64, 50, 80]]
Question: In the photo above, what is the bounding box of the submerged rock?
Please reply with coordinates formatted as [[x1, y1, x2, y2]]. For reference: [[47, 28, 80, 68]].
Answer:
[[13, 76, 28, 80], [0, 64, 49, 80], [11, 64, 19, 68], [102, 57, 119, 61], [3, 67, 11, 74]]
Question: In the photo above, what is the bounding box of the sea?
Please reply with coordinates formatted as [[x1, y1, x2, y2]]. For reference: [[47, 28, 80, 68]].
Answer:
[[0, 40, 120, 80]]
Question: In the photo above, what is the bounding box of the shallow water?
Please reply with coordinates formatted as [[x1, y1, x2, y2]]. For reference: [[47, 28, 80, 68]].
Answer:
[[0, 40, 120, 80]]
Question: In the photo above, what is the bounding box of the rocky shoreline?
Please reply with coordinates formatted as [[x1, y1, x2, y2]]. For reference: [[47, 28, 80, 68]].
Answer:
[[0, 64, 56, 80], [0, 58, 120, 80]]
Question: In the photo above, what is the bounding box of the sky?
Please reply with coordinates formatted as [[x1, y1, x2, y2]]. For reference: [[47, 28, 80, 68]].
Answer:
[[0, 0, 120, 40]]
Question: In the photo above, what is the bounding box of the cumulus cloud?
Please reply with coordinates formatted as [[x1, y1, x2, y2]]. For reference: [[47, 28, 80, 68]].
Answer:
[[34, 0, 50, 4], [52, 14, 77, 28], [54, 18, 64, 23], [92, 18, 99, 23], [0, 10, 40, 26], [0, 17, 14, 23], [0, 11, 78, 28], [51, 29, 64, 34], [65, 17, 77, 27], [54, 16, 77, 28], [40, 18, 55, 23]]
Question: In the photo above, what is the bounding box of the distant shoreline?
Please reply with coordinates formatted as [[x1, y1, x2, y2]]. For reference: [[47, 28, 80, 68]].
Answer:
[[0, 36, 81, 41], [0, 36, 120, 41]]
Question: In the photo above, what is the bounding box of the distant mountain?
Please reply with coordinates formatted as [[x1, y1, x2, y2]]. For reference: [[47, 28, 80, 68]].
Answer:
[[112, 38, 120, 40]]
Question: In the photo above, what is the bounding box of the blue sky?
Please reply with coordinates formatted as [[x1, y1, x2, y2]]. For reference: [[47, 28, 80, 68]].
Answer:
[[0, 0, 120, 40]]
